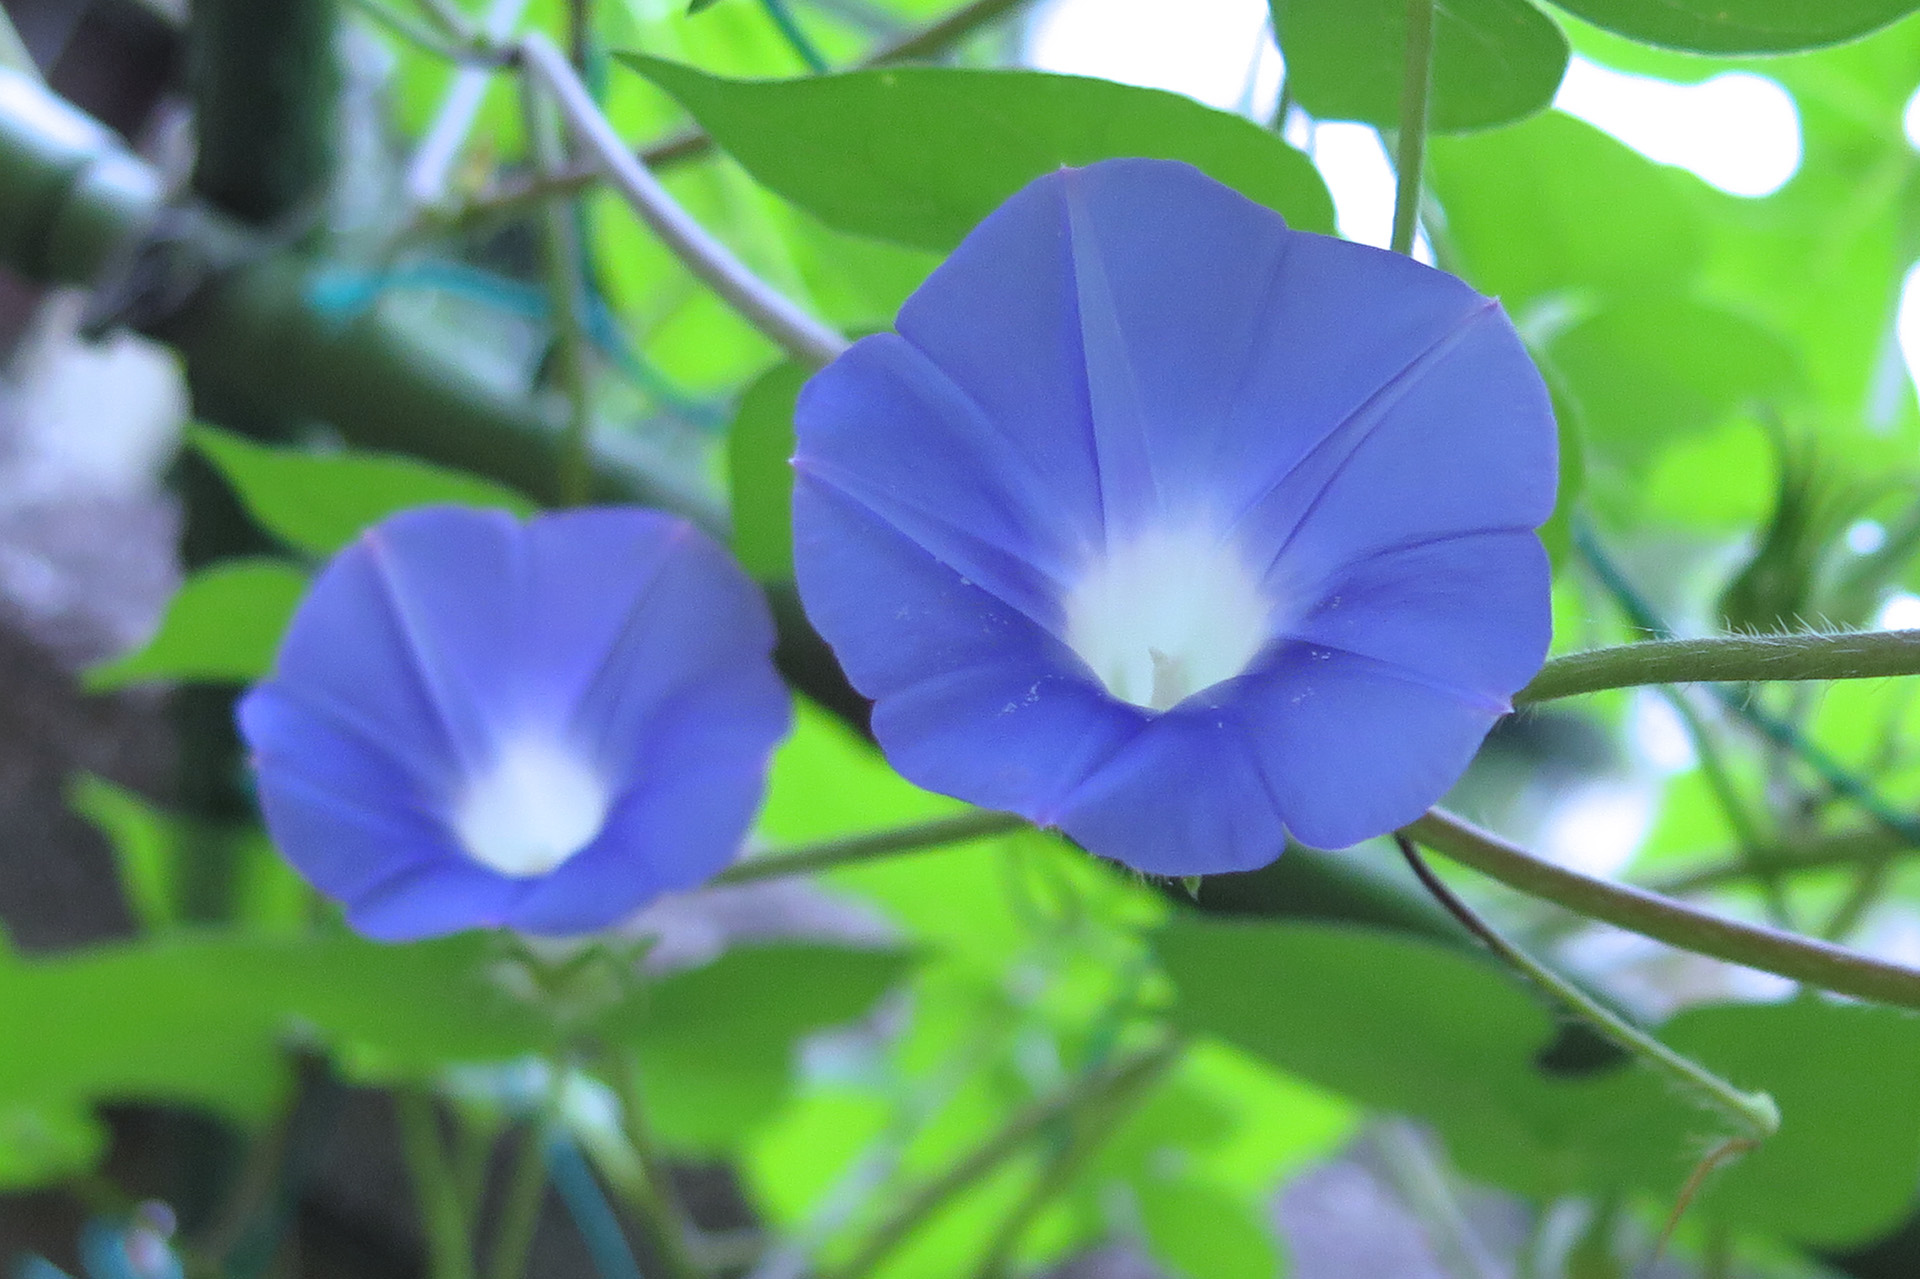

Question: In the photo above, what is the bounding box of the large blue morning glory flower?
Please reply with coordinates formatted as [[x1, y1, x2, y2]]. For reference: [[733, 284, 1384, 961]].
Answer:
[[792, 158, 1555, 876], [238, 506, 792, 940]]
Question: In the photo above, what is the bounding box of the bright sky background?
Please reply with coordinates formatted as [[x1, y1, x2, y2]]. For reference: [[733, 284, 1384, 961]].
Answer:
[[1025, 0, 1807, 231]]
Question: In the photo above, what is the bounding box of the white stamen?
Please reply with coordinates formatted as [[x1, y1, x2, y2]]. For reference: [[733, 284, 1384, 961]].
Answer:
[[1064, 523, 1272, 711], [452, 734, 610, 878]]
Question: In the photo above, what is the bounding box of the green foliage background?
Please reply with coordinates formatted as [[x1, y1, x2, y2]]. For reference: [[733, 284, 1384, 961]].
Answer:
[[11, 0, 1920, 1275]]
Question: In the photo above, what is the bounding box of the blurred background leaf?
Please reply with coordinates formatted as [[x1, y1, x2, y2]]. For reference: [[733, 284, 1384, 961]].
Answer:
[[1271, 0, 1569, 131]]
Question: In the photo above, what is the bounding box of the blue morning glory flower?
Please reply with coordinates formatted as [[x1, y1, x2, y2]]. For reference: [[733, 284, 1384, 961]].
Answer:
[[792, 159, 1555, 876], [238, 506, 792, 940]]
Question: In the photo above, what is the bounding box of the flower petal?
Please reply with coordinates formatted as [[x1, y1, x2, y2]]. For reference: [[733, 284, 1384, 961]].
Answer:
[[561, 516, 788, 776], [1283, 530, 1552, 707], [1048, 160, 1506, 529], [891, 173, 1106, 543], [1237, 298, 1557, 590], [794, 476, 1141, 817], [1240, 648, 1510, 850], [792, 159, 1557, 875], [507, 685, 787, 934], [794, 334, 1075, 630], [345, 859, 522, 942], [244, 505, 791, 939], [1048, 696, 1287, 877], [245, 752, 455, 906]]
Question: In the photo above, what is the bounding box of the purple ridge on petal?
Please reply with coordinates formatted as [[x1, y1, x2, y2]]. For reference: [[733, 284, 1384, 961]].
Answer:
[[793, 338, 1078, 631], [1239, 647, 1515, 850], [244, 757, 453, 904], [892, 173, 1106, 538], [346, 858, 521, 943], [242, 505, 792, 940], [793, 157, 1558, 874], [560, 515, 785, 774], [1048, 696, 1287, 877], [794, 476, 1142, 818], [1061, 168, 1161, 524], [1283, 530, 1552, 709], [1239, 301, 1557, 590]]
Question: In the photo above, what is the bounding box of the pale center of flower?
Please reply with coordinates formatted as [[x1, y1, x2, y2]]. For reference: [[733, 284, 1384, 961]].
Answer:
[[1063, 524, 1273, 712], [451, 734, 611, 878]]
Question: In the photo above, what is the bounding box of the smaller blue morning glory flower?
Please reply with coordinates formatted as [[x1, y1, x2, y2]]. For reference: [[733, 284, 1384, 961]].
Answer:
[[239, 506, 792, 940], [792, 159, 1555, 877]]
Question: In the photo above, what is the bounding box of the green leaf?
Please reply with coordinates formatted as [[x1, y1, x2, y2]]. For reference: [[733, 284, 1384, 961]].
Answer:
[[1428, 112, 1707, 307], [1137, 1175, 1285, 1279], [1536, 367, 1588, 569], [71, 776, 312, 938], [1542, 295, 1801, 467], [0, 1104, 104, 1191], [1162, 918, 1920, 1245], [86, 559, 310, 691], [1272, 0, 1569, 132], [193, 423, 537, 558], [1550, 0, 1920, 54], [1658, 999, 1920, 1244], [1160, 918, 1583, 1196], [69, 775, 181, 933], [728, 361, 808, 580], [0, 933, 560, 1159], [615, 58, 1336, 251], [605, 943, 911, 1151]]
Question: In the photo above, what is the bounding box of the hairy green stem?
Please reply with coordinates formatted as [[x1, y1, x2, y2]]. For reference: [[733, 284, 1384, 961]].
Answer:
[[1395, 836, 1779, 1143], [828, 1039, 1182, 1279], [872, 0, 1032, 61], [1514, 630, 1920, 707], [1820, 856, 1893, 942], [397, 1091, 478, 1279], [521, 74, 595, 506], [405, 0, 531, 206], [410, 0, 480, 42], [515, 32, 847, 368], [1388, 0, 1434, 257], [1407, 808, 1920, 1011], [716, 810, 1028, 887], [1573, 519, 1920, 860], [486, 1130, 552, 1279]]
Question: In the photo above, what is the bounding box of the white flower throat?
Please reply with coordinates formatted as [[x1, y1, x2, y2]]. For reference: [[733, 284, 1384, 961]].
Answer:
[[452, 733, 611, 877], [1063, 523, 1274, 711]]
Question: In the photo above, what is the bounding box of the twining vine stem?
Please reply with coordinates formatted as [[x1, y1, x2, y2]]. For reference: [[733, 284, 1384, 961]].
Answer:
[[727, 798, 1920, 1012], [467, 0, 1042, 215], [717, 810, 1029, 886], [1406, 808, 1920, 1012], [1514, 630, 1920, 706], [1394, 835, 1778, 1144], [513, 32, 849, 369]]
